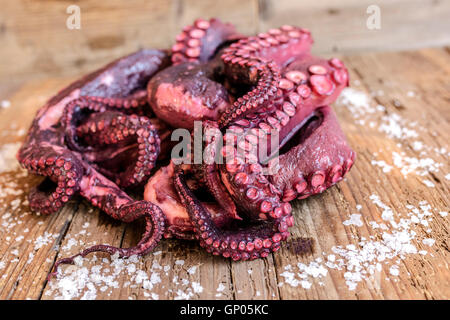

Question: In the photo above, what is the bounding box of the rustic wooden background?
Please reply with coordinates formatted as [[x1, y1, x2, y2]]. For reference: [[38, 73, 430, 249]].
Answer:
[[0, 0, 449, 300], [1, 0, 450, 85]]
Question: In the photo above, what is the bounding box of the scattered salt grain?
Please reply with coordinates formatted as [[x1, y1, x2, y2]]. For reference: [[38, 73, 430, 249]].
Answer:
[[191, 282, 203, 294], [1, 100, 11, 109], [175, 259, 184, 266], [217, 283, 225, 292], [389, 265, 400, 276], [187, 266, 197, 275], [412, 141, 423, 151], [280, 197, 437, 291], [371, 160, 393, 173], [392, 152, 442, 177], [337, 88, 375, 118], [280, 271, 300, 287], [343, 214, 364, 227], [422, 180, 435, 188], [151, 293, 159, 300], [422, 238, 435, 247], [379, 113, 418, 140], [62, 238, 78, 252], [34, 232, 56, 250]]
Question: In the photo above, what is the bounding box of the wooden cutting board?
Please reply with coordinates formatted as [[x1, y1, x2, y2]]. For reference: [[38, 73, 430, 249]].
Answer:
[[0, 48, 448, 300]]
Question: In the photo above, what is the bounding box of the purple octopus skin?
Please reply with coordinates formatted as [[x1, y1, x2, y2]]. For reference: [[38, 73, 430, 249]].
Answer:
[[16, 18, 355, 274]]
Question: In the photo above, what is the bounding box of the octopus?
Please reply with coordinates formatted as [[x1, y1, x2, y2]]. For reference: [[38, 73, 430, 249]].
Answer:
[[16, 18, 355, 275]]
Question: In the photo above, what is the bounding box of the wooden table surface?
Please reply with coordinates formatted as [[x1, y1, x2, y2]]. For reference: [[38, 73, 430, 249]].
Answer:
[[0, 47, 448, 300]]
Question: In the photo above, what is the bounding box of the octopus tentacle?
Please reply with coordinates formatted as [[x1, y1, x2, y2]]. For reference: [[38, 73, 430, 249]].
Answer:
[[218, 26, 313, 128], [219, 161, 292, 222], [62, 93, 150, 151], [82, 90, 148, 110], [199, 121, 239, 219], [202, 163, 239, 220], [171, 18, 242, 65], [75, 111, 161, 187], [218, 58, 280, 128], [174, 169, 293, 260], [270, 106, 356, 201], [213, 56, 349, 165], [144, 161, 238, 239], [49, 168, 165, 278], [18, 147, 83, 215]]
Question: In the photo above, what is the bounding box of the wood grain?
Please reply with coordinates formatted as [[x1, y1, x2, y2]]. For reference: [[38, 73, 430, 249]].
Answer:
[[1, 0, 450, 84], [258, 0, 450, 55]]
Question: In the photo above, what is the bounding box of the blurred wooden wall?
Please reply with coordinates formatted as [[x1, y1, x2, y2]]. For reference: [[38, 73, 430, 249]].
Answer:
[[1, 0, 449, 83]]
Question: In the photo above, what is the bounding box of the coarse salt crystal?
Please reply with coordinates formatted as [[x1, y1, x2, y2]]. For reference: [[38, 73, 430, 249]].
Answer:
[[389, 265, 399, 276], [343, 214, 363, 227], [422, 180, 435, 188], [422, 238, 435, 247], [217, 283, 225, 292], [1, 100, 11, 108], [187, 266, 197, 275], [371, 160, 393, 173]]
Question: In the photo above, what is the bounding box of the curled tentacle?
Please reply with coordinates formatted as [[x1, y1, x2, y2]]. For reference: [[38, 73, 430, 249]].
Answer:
[[62, 94, 149, 152], [75, 111, 160, 187], [48, 168, 165, 279], [144, 161, 239, 239], [171, 18, 242, 65], [218, 58, 280, 128], [218, 26, 313, 128], [202, 163, 239, 220], [198, 120, 239, 219], [271, 106, 356, 200], [174, 169, 293, 261], [18, 147, 83, 215], [222, 55, 350, 161]]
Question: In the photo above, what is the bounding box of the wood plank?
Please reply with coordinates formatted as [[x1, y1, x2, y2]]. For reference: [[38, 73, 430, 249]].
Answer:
[[0, 0, 177, 82], [2, 0, 450, 84]]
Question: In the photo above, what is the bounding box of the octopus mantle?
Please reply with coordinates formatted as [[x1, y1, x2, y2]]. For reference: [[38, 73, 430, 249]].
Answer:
[[17, 18, 355, 274]]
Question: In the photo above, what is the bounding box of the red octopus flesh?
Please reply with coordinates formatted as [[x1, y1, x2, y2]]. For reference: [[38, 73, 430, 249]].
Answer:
[[16, 19, 355, 275]]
